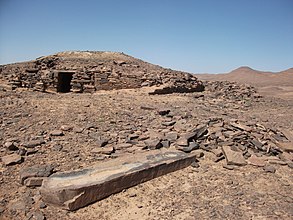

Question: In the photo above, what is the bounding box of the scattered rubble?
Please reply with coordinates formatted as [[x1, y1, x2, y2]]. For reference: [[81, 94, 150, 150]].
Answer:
[[0, 53, 292, 219]]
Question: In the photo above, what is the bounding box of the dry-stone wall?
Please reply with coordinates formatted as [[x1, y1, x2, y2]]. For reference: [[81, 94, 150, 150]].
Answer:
[[0, 51, 204, 93]]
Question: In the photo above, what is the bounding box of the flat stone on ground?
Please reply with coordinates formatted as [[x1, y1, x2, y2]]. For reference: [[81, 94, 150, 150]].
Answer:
[[176, 137, 188, 147], [24, 177, 46, 187], [20, 164, 54, 184], [230, 122, 252, 132], [23, 139, 45, 148], [91, 146, 114, 155], [144, 138, 162, 149], [50, 130, 64, 136], [40, 149, 196, 211], [263, 165, 276, 173], [280, 129, 293, 142], [247, 155, 266, 167], [60, 125, 73, 131], [276, 142, 293, 152], [222, 146, 247, 166], [2, 154, 23, 166], [165, 132, 178, 142]]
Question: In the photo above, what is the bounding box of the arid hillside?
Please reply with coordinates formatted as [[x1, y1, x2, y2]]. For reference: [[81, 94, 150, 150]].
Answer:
[[195, 66, 293, 100], [196, 66, 293, 87]]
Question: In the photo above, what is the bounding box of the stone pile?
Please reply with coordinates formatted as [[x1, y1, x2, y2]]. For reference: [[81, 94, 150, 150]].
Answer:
[[79, 111, 293, 171], [203, 80, 261, 100], [0, 51, 204, 93], [14, 113, 291, 211], [191, 117, 292, 169]]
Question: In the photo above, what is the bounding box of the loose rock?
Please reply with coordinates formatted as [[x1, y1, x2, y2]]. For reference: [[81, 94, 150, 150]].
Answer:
[[247, 155, 266, 167], [50, 130, 64, 136], [2, 154, 23, 165], [4, 141, 18, 151], [263, 165, 276, 173], [222, 146, 247, 166], [23, 139, 45, 148], [20, 165, 54, 185], [158, 109, 170, 116], [144, 138, 162, 150], [91, 146, 115, 155]]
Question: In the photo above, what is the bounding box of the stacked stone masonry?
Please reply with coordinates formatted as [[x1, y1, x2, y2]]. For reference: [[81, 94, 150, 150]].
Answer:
[[0, 51, 204, 93]]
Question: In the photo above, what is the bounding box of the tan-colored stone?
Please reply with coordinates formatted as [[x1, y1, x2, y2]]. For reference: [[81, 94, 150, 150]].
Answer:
[[247, 155, 266, 167], [230, 122, 252, 132], [2, 154, 23, 166], [222, 146, 247, 166], [280, 152, 293, 162], [24, 177, 45, 187], [276, 142, 293, 152], [280, 129, 293, 142], [91, 147, 114, 155]]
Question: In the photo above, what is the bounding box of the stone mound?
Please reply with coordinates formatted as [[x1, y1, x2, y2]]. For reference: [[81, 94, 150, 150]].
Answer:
[[0, 51, 204, 93]]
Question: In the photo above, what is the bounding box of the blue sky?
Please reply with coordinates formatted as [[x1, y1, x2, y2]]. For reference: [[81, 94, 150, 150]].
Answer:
[[0, 0, 292, 73]]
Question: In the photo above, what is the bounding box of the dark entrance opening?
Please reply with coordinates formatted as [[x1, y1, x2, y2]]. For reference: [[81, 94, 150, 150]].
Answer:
[[57, 72, 74, 93]]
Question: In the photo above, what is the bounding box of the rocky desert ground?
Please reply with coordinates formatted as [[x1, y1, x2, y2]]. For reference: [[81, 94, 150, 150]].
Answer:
[[0, 52, 292, 220]]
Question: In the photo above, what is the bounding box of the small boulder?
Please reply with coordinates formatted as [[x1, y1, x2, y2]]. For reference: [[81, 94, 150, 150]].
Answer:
[[115, 143, 133, 150], [161, 140, 170, 148], [157, 109, 170, 116], [176, 137, 188, 147], [96, 138, 109, 148], [4, 141, 18, 151], [176, 142, 199, 153], [263, 165, 276, 173], [162, 121, 176, 126], [23, 139, 45, 148], [165, 132, 178, 142], [144, 138, 162, 150], [2, 154, 23, 165], [128, 134, 139, 140], [60, 125, 73, 131], [73, 127, 84, 133]]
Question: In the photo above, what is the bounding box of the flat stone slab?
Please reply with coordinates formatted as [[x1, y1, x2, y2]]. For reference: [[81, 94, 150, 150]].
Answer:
[[276, 142, 293, 153], [222, 145, 247, 166], [40, 149, 196, 211], [280, 129, 293, 142]]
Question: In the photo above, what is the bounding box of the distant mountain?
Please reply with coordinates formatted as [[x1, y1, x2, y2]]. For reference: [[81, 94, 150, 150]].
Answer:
[[279, 68, 293, 76], [195, 66, 293, 87]]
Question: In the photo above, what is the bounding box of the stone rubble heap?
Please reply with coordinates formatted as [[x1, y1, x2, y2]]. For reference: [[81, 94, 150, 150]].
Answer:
[[0, 51, 204, 93], [203, 80, 261, 100], [2, 108, 291, 183]]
